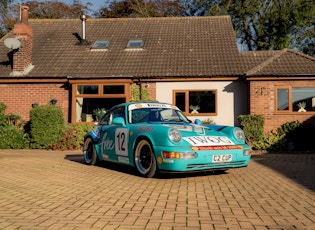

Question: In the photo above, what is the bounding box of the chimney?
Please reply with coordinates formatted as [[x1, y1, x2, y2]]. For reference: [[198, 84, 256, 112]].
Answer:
[[11, 5, 34, 76], [81, 14, 86, 41]]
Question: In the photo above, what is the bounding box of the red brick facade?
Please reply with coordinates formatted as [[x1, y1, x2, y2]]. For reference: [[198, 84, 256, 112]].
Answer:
[[12, 6, 33, 74], [250, 80, 315, 132], [0, 83, 69, 122]]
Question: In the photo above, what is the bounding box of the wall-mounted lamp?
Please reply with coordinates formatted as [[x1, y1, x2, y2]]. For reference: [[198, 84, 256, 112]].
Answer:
[[145, 83, 150, 88], [50, 98, 57, 105], [32, 103, 39, 108]]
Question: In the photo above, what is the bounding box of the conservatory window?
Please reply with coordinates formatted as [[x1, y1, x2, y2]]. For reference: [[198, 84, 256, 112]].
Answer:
[[74, 84, 128, 123]]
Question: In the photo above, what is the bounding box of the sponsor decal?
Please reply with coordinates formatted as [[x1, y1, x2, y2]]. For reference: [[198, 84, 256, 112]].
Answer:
[[102, 154, 109, 159], [118, 156, 129, 164], [184, 136, 234, 146], [91, 127, 100, 139], [162, 159, 174, 163], [193, 125, 205, 134], [99, 132, 115, 151], [129, 103, 177, 111], [137, 126, 154, 132], [171, 125, 193, 132], [191, 145, 243, 150]]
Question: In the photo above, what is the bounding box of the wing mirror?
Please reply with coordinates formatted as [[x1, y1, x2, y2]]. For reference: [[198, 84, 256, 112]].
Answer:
[[112, 117, 126, 126], [194, 119, 202, 125]]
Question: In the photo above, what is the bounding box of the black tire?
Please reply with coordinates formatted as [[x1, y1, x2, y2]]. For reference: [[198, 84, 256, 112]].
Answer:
[[134, 139, 157, 178], [83, 137, 98, 165]]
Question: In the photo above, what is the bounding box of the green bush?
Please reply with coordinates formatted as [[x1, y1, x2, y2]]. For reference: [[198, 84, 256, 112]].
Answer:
[[253, 131, 286, 151], [131, 85, 152, 101], [0, 126, 29, 149], [0, 102, 29, 149], [50, 123, 94, 150], [250, 120, 314, 152], [202, 118, 215, 124], [238, 114, 264, 146], [285, 122, 315, 151], [30, 105, 65, 149]]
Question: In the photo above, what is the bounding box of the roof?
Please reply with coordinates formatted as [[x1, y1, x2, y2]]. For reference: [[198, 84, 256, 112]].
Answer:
[[241, 49, 315, 77], [0, 16, 244, 78]]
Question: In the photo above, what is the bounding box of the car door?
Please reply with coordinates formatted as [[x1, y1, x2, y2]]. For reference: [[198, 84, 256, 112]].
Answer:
[[98, 106, 129, 163]]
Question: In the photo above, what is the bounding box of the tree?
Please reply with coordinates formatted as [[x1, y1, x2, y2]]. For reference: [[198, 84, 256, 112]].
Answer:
[[22, 0, 93, 19], [95, 0, 184, 18], [202, 0, 315, 54], [0, 0, 95, 38], [0, 0, 16, 38]]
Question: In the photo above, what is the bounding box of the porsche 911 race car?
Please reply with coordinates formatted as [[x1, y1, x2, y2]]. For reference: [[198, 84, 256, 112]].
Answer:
[[83, 102, 250, 177]]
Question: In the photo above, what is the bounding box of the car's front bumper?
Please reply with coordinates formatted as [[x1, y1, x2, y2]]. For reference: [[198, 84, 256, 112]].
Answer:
[[154, 145, 251, 172]]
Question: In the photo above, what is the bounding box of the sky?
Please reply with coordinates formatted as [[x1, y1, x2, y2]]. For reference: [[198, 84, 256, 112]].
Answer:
[[62, 0, 107, 11], [14, 0, 108, 12]]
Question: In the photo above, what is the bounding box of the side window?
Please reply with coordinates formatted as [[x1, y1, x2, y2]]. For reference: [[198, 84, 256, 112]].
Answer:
[[99, 113, 110, 125], [276, 86, 315, 113], [174, 90, 217, 115], [110, 107, 125, 124]]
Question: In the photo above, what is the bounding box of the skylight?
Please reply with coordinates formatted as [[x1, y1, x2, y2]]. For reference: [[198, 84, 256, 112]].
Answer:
[[91, 40, 109, 50], [126, 39, 144, 49]]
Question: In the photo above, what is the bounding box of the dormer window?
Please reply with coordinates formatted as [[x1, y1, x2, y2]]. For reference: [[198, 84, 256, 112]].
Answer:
[[91, 40, 109, 51], [126, 39, 144, 49]]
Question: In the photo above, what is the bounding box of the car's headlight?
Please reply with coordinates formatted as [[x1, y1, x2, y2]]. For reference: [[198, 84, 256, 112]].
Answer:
[[234, 127, 245, 142], [168, 128, 181, 143]]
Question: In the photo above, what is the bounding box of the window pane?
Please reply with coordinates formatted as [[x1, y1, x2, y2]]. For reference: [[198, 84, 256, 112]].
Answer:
[[76, 98, 125, 122], [127, 39, 144, 48], [277, 89, 289, 110], [175, 92, 185, 112], [189, 91, 215, 113], [292, 88, 315, 112], [103, 85, 125, 94], [92, 40, 109, 49], [77, 85, 98, 94]]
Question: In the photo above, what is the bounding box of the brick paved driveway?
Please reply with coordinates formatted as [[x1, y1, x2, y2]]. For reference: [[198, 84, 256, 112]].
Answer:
[[0, 150, 314, 230]]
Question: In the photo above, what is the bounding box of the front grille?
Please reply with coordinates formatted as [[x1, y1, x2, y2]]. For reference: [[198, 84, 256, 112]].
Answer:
[[187, 161, 246, 169]]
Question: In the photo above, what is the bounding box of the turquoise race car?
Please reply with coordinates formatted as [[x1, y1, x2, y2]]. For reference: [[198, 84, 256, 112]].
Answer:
[[83, 102, 250, 178]]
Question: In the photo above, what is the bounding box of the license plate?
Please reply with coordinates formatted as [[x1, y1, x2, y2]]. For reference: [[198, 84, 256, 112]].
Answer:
[[212, 154, 232, 162]]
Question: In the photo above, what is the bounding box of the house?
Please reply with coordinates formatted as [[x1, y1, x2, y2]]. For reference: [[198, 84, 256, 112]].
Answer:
[[0, 6, 314, 132]]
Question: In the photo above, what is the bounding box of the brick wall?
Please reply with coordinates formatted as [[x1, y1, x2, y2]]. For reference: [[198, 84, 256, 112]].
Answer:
[[250, 80, 315, 132], [0, 83, 69, 123], [12, 5, 33, 75]]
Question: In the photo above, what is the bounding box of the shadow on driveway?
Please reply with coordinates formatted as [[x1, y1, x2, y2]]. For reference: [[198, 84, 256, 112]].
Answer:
[[251, 153, 315, 192], [64, 154, 229, 179]]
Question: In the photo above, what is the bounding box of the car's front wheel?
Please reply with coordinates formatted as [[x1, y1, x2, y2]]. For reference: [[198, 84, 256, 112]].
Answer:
[[134, 139, 157, 178], [83, 137, 98, 165]]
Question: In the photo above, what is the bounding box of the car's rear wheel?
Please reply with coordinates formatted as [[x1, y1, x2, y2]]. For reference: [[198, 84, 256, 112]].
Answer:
[[83, 137, 98, 165], [134, 139, 157, 178]]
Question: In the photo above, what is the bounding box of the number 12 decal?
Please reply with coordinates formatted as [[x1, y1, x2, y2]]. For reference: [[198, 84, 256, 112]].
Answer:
[[115, 128, 129, 156]]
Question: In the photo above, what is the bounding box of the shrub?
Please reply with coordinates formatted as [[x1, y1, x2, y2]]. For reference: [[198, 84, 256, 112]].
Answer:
[[0, 102, 29, 149], [250, 120, 315, 152], [30, 105, 65, 149], [253, 131, 286, 151], [238, 114, 264, 147], [202, 118, 215, 124], [131, 85, 152, 101], [50, 123, 94, 150], [285, 123, 315, 151]]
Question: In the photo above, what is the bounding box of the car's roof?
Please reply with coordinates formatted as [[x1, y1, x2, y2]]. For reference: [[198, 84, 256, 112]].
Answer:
[[117, 101, 172, 107], [109, 101, 178, 112]]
